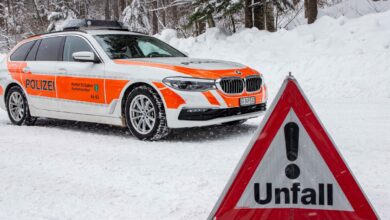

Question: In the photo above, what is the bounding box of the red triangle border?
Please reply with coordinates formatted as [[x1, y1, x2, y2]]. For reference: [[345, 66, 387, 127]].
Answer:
[[209, 78, 378, 220]]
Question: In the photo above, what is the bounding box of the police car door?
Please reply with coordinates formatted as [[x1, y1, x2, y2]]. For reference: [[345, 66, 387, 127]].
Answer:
[[23, 36, 63, 111], [56, 35, 106, 115]]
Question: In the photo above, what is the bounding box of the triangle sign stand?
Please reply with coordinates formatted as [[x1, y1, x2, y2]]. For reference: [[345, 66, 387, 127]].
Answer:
[[208, 75, 378, 220]]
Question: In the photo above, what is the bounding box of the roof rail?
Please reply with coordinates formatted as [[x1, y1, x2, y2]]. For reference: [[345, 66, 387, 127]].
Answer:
[[62, 19, 125, 31], [27, 29, 87, 39]]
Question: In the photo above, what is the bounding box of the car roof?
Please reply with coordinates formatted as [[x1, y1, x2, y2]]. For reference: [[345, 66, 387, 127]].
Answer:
[[26, 29, 147, 40]]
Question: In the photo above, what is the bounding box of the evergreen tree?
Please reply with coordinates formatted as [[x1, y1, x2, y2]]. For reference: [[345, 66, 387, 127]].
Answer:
[[215, 0, 244, 33], [188, 0, 216, 32]]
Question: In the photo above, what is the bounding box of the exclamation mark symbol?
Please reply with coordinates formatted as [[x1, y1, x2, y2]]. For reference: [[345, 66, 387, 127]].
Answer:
[[284, 122, 300, 179]]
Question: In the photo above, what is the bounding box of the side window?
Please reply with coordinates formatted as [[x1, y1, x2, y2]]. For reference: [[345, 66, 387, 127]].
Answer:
[[10, 41, 35, 61], [63, 36, 93, 61], [26, 40, 40, 61], [36, 37, 63, 61]]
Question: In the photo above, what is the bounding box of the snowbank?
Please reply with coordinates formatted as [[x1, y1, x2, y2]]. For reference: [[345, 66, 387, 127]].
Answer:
[[319, 0, 390, 19], [158, 10, 390, 100], [286, 0, 390, 28]]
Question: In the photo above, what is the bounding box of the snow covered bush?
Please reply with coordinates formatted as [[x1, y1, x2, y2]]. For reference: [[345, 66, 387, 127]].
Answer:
[[122, 0, 151, 34], [47, 6, 77, 32]]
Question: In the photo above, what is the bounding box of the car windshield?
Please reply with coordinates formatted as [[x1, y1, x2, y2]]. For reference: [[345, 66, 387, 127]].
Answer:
[[94, 34, 186, 59]]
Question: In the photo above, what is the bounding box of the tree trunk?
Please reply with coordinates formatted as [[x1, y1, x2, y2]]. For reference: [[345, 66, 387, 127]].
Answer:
[[113, 0, 119, 20], [119, 0, 126, 12], [196, 21, 206, 36], [207, 14, 215, 28], [304, 0, 308, 18], [105, 0, 110, 20], [244, 0, 253, 28], [161, 0, 167, 27], [152, 0, 158, 34], [253, 0, 264, 30], [171, 3, 178, 28], [230, 15, 236, 33], [306, 0, 317, 24], [0, 0, 4, 27], [265, 2, 275, 32]]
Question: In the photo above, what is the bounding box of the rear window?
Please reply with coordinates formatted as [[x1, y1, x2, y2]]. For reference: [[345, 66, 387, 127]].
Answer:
[[10, 41, 35, 61], [36, 37, 64, 61], [26, 40, 40, 61]]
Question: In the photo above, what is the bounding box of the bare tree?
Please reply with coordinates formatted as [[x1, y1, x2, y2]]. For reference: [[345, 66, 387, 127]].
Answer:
[[306, 0, 317, 24], [105, 0, 110, 20], [113, 0, 120, 20], [151, 0, 158, 34], [119, 0, 126, 12], [244, 0, 253, 28]]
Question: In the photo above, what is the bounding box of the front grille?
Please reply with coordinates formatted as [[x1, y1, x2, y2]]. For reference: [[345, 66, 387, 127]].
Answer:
[[219, 78, 244, 94], [246, 76, 262, 92]]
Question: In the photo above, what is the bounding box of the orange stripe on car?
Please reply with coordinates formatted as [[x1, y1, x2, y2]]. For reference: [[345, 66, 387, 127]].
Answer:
[[0, 85, 3, 96], [202, 91, 220, 106], [114, 60, 259, 80], [7, 61, 129, 104], [105, 79, 129, 104], [153, 82, 185, 109], [56, 76, 105, 103], [8, 61, 57, 98], [7, 61, 25, 86]]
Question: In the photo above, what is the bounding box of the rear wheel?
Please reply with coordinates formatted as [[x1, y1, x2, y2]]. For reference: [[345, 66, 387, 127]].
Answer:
[[125, 86, 170, 141], [6, 86, 37, 126]]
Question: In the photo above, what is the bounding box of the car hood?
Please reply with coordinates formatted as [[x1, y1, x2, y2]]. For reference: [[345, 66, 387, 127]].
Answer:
[[114, 58, 258, 79]]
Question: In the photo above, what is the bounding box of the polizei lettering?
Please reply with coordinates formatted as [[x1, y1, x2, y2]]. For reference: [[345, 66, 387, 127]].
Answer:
[[25, 79, 55, 91], [254, 183, 333, 206]]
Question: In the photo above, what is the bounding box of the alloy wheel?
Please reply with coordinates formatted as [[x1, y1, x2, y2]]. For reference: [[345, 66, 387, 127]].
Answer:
[[129, 94, 156, 135], [8, 91, 25, 122]]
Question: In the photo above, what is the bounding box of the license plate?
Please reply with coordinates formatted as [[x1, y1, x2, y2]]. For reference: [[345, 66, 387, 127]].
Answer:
[[240, 97, 256, 106]]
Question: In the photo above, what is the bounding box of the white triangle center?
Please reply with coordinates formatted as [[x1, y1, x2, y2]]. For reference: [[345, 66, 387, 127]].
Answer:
[[236, 109, 353, 211]]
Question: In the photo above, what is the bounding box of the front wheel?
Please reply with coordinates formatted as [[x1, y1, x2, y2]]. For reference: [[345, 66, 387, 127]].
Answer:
[[6, 86, 37, 126], [125, 86, 170, 141]]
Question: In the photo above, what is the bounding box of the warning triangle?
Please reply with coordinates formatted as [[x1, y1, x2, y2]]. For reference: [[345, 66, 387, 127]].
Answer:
[[208, 77, 378, 220]]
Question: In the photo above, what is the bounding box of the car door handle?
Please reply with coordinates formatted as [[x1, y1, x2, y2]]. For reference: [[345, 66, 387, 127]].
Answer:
[[22, 67, 31, 73], [57, 68, 67, 75]]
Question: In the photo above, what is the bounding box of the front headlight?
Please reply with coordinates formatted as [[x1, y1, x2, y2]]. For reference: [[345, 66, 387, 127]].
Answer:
[[162, 77, 216, 91]]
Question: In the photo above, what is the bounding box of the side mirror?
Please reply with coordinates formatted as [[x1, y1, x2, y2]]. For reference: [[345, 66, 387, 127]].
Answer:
[[72, 51, 100, 63]]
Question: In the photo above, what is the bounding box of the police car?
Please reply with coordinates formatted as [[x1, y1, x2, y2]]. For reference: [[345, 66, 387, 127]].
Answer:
[[0, 20, 267, 140]]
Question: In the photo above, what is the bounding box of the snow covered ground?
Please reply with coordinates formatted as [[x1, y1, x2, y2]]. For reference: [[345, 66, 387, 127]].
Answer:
[[1, 8, 390, 220], [0, 100, 389, 219]]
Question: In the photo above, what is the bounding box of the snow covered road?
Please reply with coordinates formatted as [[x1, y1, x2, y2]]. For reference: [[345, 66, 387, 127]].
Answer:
[[0, 99, 389, 219]]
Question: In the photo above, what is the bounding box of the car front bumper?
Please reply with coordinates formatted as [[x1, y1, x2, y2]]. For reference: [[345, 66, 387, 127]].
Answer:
[[178, 103, 266, 121]]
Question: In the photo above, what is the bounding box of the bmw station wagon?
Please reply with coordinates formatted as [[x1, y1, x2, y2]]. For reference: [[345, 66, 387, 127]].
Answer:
[[0, 20, 267, 140]]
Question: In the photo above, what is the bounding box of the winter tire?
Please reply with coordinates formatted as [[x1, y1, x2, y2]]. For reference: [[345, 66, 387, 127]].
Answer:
[[6, 86, 37, 126], [125, 86, 170, 140]]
